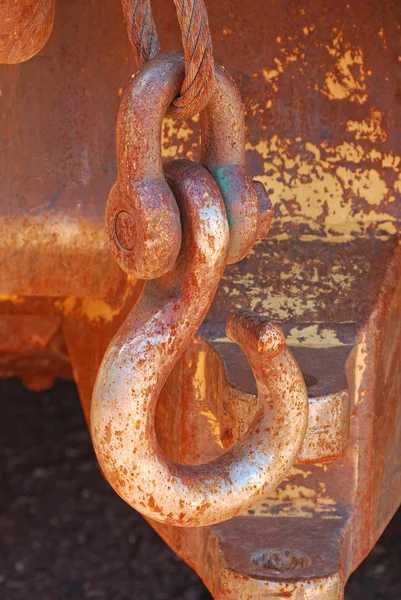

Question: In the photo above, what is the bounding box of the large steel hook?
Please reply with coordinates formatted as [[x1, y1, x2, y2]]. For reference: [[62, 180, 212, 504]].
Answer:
[[91, 159, 308, 527], [91, 51, 308, 526]]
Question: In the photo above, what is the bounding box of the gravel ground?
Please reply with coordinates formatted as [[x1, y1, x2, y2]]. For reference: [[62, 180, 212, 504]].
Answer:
[[0, 378, 400, 600]]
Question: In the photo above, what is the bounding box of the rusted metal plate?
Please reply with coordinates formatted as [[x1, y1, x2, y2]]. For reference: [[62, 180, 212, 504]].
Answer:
[[0, 239, 399, 597], [2, 0, 401, 293]]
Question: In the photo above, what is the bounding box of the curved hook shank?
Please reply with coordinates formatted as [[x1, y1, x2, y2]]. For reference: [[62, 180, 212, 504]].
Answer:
[[92, 160, 308, 527]]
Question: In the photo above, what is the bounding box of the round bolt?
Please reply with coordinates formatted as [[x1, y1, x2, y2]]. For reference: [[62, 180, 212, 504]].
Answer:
[[114, 210, 137, 252]]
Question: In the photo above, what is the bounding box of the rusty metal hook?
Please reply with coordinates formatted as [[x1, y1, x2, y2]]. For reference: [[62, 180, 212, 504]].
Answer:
[[105, 51, 273, 277], [92, 52, 308, 526], [91, 159, 308, 527]]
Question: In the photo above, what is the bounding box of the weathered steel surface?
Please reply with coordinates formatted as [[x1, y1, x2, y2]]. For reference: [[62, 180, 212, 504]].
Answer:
[[0, 0, 55, 64], [2, 0, 401, 293], [1, 0, 401, 598]]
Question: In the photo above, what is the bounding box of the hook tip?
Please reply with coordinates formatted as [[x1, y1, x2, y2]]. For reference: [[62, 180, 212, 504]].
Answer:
[[226, 309, 285, 358]]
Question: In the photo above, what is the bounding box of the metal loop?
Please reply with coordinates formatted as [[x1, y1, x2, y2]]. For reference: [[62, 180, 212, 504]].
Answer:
[[121, 0, 215, 120], [105, 51, 273, 276]]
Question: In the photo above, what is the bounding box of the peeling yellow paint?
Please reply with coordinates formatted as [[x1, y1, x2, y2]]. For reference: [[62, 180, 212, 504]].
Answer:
[[194, 349, 224, 449], [353, 331, 369, 406], [54, 278, 138, 323], [382, 154, 400, 169], [288, 466, 313, 479], [200, 409, 222, 443], [248, 293, 318, 321], [55, 296, 125, 322], [285, 325, 349, 348], [336, 166, 388, 206], [262, 46, 305, 94], [212, 327, 348, 348], [246, 466, 339, 518], [322, 30, 368, 104], [303, 25, 315, 36], [157, 29, 398, 244], [346, 109, 387, 142], [162, 116, 199, 160], [246, 134, 398, 241], [378, 27, 388, 50]]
